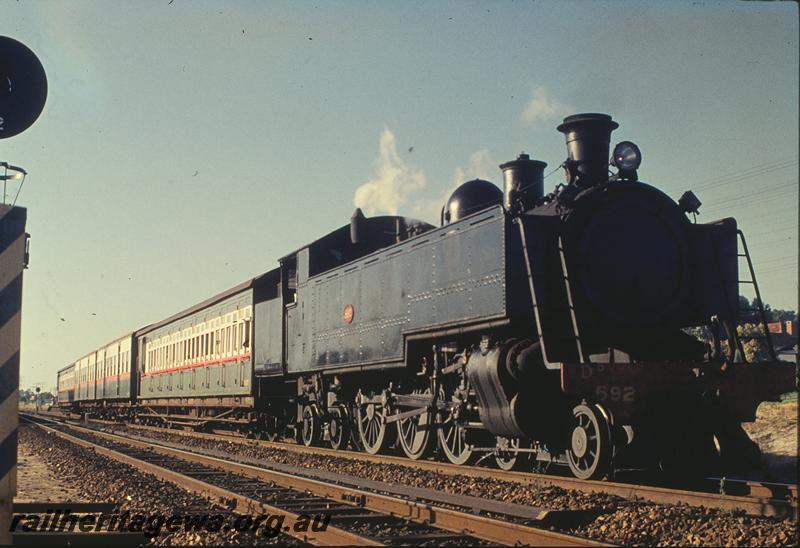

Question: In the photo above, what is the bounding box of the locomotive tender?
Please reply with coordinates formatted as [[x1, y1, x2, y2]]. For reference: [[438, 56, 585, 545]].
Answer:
[[57, 113, 796, 479]]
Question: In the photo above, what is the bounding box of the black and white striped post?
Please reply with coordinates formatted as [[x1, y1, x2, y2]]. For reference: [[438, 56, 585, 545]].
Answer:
[[0, 204, 27, 545], [1, 35, 47, 544]]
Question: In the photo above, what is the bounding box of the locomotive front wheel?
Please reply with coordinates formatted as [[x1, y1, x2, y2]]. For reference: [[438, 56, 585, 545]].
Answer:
[[328, 404, 350, 451], [356, 390, 391, 455], [495, 436, 523, 471], [301, 405, 321, 447], [566, 404, 612, 480], [396, 388, 433, 460]]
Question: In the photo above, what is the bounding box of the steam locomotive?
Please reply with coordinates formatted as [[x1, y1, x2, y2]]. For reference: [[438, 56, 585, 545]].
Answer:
[[57, 113, 796, 479]]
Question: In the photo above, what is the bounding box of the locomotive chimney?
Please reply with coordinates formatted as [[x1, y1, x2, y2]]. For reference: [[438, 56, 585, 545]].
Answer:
[[557, 113, 618, 187], [500, 153, 547, 213]]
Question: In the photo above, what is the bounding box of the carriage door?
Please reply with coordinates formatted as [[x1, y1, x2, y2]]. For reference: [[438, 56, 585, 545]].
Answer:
[[115, 345, 121, 396], [282, 253, 302, 371]]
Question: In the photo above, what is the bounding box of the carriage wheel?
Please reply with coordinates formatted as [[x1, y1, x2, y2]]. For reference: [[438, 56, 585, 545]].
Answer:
[[266, 418, 282, 442], [397, 388, 433, 460], [566, 404, 612, 480], [301, 404, 321, 447], [495, 436, 523, 471], [328, 404, 350, 451], [260, 414, 282, 442], [356, 390, 391, 455], [437, 386, 474, 465]]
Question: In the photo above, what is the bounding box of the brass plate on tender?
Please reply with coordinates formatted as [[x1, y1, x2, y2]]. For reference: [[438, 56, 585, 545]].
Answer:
[[343, 304, 354, 324]]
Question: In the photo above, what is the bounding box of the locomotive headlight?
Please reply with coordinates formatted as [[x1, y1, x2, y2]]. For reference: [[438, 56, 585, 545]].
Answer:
[[611, 141, 642, 171]]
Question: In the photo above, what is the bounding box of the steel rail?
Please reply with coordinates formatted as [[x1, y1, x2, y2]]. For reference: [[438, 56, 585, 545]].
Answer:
[[23, 415, 607, 547], [39, 411, 799, 517], [120, 418, 797, 518], [21, 417, 380, 546]]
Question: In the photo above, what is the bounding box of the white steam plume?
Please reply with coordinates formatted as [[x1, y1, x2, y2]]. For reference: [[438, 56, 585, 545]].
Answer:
[[409, 148, 498, 224], [353, 128, 427, 216], [521, 86, 573, 127], [353, 129, 501, 225]]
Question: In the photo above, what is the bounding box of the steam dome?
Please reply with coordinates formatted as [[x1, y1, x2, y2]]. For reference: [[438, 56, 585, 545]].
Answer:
[[442, 179, 503, 225]]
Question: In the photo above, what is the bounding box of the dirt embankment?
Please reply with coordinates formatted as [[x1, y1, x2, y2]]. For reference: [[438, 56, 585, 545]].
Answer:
[[742, 400, 798, 483]]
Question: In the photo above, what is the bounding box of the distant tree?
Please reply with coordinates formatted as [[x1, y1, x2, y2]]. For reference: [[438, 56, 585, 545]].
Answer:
[[768, 307, 797, 323], [18, 388, 54, 406], [685, 296, 796, 361], [736, 323, 772, 363], [740, 296, 796, 324], [738, 295, 756, 323], [19, 389, 33, 404]]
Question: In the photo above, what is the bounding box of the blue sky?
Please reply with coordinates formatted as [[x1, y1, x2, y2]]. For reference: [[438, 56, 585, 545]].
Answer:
[[2, 1, 797, 389]]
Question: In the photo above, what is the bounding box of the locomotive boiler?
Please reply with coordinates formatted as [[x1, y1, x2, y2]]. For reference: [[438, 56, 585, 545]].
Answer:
[[57, 113, 796, 480]]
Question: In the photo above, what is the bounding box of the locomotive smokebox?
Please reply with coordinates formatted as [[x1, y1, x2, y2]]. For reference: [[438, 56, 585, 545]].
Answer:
[[500, 153, 547, 213], [557, 113, 618, 186]]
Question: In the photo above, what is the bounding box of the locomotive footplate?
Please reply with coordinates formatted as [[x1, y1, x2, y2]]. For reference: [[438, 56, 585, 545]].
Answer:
[[560, 360, 797, 423]]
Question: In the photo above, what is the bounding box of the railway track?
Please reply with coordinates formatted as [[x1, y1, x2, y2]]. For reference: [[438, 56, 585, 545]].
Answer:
[[21, 413, 605, 546], [42, 410, 796, 519]]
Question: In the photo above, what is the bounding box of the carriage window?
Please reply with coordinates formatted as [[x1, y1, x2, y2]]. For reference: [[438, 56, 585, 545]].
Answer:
[[243, 320, 250, 348]]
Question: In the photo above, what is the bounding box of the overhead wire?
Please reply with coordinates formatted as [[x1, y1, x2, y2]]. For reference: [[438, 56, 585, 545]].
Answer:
[[700, 184, 797, 213], [690, 158, 798, 193]]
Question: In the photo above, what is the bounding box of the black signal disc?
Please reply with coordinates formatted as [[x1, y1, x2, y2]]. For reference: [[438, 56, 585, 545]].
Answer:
[[0, 36, 48, 139]]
